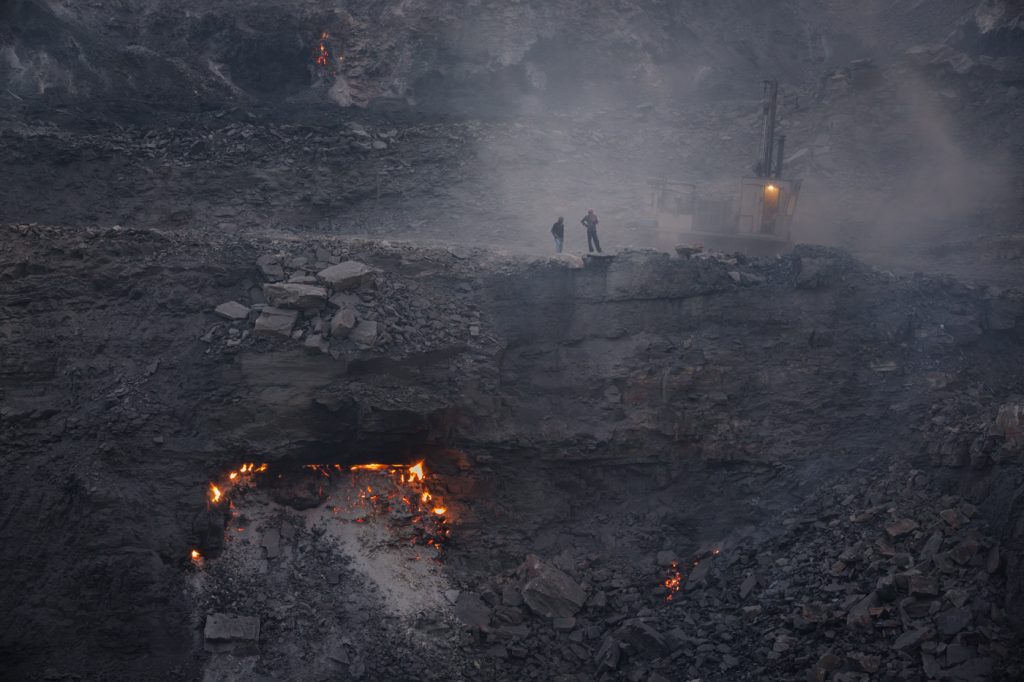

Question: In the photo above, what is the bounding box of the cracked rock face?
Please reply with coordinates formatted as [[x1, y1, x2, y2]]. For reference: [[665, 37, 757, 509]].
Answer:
[[2, 0, 1018, 115]]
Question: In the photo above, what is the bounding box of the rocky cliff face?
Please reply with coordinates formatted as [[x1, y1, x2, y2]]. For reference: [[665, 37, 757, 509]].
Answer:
[[2, 222, 1024, 679], [3, 0, 1018, 116]]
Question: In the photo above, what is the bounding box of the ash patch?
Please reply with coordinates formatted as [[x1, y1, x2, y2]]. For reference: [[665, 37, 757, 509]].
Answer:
[[188, 469, 460, 681]]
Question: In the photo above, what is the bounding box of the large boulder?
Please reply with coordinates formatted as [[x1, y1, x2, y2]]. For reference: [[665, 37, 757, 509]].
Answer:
[[454, 592, 491, 628], [317, 261, 373, 290], [519, 555, 587, 619], [262, 283, 327, 310], [253, 307, 299, 340]]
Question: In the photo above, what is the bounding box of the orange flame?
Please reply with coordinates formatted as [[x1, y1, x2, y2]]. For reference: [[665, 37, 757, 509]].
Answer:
[[315, 32, 330, 66], [409, 462, 424, 481], [421, 491, 432, 502], [211, 484, 221, 502], [229, 472, 237, 479], [433, 507, 446, 515], [191, 550, 200, 559], [664, 562, 682, 599]]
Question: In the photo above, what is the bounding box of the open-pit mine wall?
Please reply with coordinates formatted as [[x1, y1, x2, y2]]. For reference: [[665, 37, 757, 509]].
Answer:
[[1, 224, 1024, 678]]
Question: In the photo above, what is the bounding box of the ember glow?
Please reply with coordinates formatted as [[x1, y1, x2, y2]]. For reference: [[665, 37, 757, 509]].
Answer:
[[315, 32, 330, 66], [664, 563, 682, 599], [350, 464, 397, 471]]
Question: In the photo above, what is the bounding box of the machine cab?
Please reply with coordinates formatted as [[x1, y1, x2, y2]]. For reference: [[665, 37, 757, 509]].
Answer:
[[737, 177, 799, 241]]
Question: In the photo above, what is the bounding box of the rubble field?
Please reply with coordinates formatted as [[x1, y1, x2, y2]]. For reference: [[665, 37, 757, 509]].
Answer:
[[1, 222, 1023, 682]]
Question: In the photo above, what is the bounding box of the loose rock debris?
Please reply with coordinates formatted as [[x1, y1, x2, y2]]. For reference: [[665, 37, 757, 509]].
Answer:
[[186, 450, 1024, 682]]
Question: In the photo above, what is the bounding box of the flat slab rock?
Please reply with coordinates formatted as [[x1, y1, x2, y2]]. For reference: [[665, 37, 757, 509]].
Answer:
[[204, 613, 260, 655], [317, 261, 372, 290], [253, 307, 299, 340], [262, 283, 327, 310], [214, 301, 250, 320]]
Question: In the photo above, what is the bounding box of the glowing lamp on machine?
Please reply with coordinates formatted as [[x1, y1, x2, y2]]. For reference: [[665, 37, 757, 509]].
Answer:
[[766, 184, 775, 191]]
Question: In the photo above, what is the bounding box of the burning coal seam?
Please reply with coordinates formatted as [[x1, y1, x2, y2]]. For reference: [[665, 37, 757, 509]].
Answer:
[[193, 461, 450, 563]]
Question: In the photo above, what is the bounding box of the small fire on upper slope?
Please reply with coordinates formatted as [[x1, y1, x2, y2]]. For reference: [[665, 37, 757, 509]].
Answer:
[[312, 31, 342, 76]]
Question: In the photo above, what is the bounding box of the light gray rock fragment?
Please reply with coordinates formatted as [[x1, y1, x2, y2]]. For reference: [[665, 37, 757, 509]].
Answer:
[[349, 320, 378, 348], [262, 283, 327, 310], [253, 307, 299, 340], [304, 333, 328, 354], [215, 301, 250, 320], [330, 309, 357, 338], [317, 261, 372, 290]]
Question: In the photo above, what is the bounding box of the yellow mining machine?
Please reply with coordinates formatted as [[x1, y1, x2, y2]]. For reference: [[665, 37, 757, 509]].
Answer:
[[645, 80, 800, 255]]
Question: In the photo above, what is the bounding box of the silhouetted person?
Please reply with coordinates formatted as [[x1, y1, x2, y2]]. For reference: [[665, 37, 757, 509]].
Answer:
[[581, 209, 601, 253], [551, 217, 565, 253]]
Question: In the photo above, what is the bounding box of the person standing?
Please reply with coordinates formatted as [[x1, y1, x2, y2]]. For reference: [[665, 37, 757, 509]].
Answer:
[[581, 209, 601, 253], [551, 217, 565, 253]]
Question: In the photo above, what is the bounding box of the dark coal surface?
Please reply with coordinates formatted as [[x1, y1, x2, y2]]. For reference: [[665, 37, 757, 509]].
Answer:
[[2, 5, 1024, 679], [439, 457, 1024, 682], [1, 222, 1024, 681]]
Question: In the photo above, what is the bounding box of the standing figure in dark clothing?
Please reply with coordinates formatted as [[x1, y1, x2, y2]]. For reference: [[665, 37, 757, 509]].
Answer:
[[581, 209, 601, 253], [551, 217, 565, 253]]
